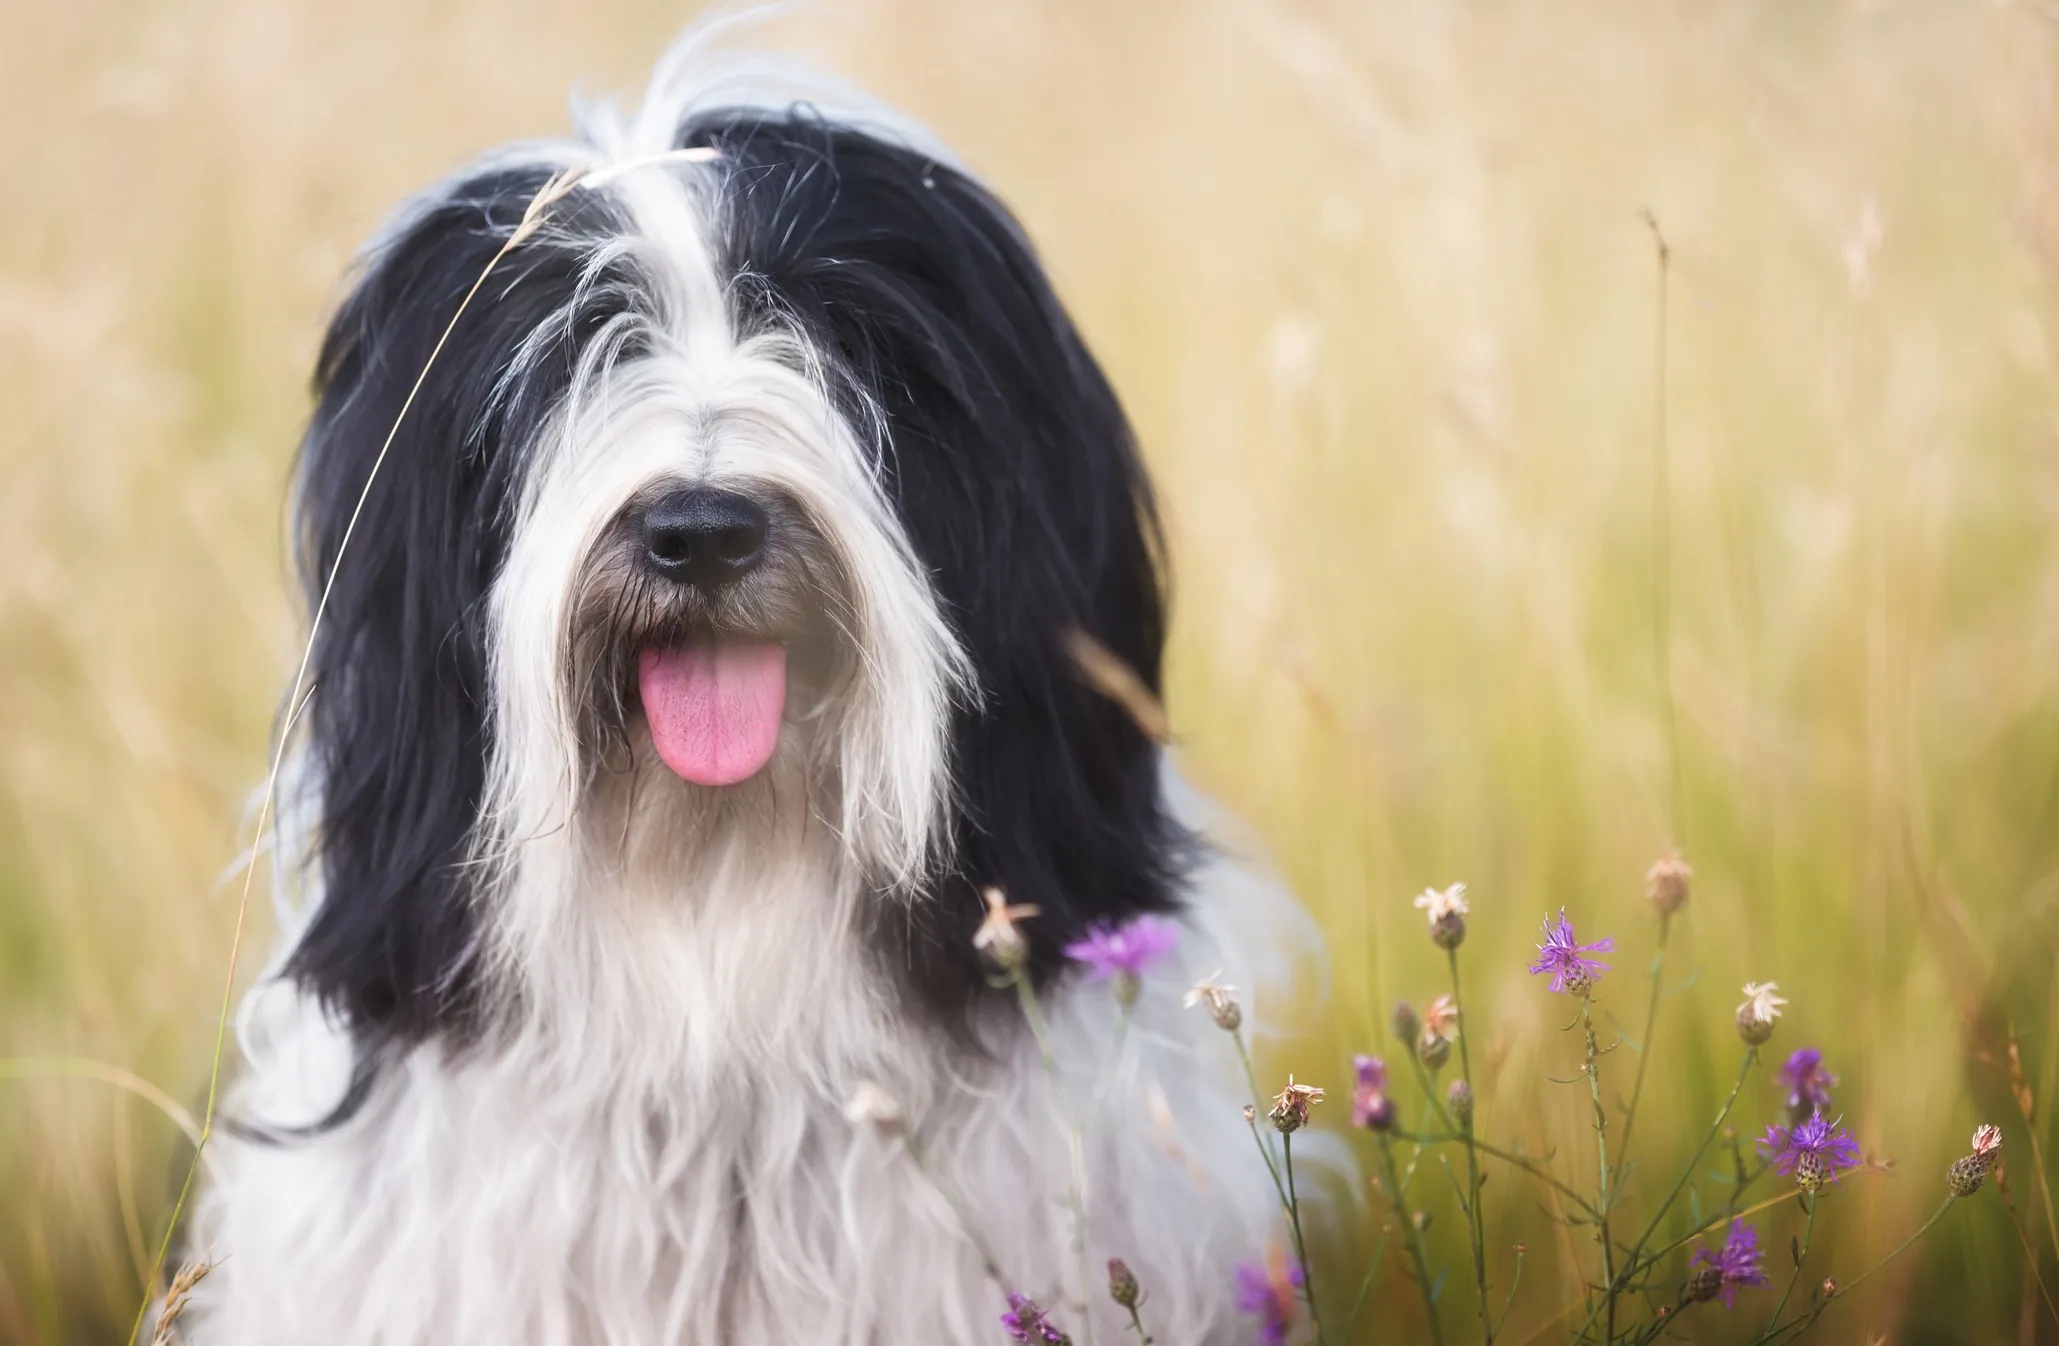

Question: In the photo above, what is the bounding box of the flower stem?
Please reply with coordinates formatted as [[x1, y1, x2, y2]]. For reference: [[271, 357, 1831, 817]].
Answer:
[[1402, 1131, 1601, 1218], [1755, 1195, 1959, 1344], [1752, 1192, 1816, 1344], [1341, 1220, 1395, 1343], [1447, 948, 1492, 1343], [1613, 913, 1670, 1171], [1282, 1132, 1329, 1346], [1120, 1301, 1154, 1344], [1579, 997, 1617, 1345], [1378, 1132, 1446, 1346], [1011, 971, 1097, 1346], [1609, 1048, 1759, 1293]]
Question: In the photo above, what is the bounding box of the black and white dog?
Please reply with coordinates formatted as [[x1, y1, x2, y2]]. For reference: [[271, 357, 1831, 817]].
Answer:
[[192, 27, 1302, 1345]]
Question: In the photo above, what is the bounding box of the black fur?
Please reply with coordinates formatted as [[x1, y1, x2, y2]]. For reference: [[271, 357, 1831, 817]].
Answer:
[[286, 107, 1184, 1049]]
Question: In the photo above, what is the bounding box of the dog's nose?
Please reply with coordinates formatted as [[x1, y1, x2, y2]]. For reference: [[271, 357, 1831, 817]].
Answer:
[[641, 487, 770, 587]]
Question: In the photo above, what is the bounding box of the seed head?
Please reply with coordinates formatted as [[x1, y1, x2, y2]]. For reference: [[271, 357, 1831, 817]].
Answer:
[[1184, 972, 1243, 1032], [1415, 882, 1470, 950], [1392, 1000, 1421, 1045], [1646, 848, 1693, 916], [1418, 1028, 1452, 1071], [1447, 1078, 1474, 1129], [1268, 1076, 1325, 1134], [973, 887, 1040, 972], [1106, 1258, 1141, 1309], [1735, 982, 1787, 1046], [1949, 1124, 2004, 1196]]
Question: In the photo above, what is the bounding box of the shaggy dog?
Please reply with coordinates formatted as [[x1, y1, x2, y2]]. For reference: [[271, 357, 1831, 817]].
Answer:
[[189, 25, 1304, 1345]]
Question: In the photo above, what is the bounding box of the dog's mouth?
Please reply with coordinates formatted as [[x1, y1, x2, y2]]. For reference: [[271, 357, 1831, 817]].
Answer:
[[636, 640, 788, 786]]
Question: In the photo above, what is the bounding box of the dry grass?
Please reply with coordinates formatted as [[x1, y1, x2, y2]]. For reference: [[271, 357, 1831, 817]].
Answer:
[[4, 1, 2059, 1341]]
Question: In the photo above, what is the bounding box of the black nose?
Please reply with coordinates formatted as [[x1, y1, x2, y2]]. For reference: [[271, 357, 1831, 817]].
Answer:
[[641, 487, 770, 587]]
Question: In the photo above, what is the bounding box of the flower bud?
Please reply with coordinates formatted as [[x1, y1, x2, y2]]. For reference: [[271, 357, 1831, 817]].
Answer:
[[1392, 1001, 1420, 1045], [1106, 1258, 1140, 1309], [1559, 963, 1594, 1000], [1447, 1079, 1474, 1129], [1430, 910, 1467, 951], [1686, 1265, 1724, 1304], [1948, 1124, 2004, 1197], [1792, 1150, 1829, 1194], [1418, 1029, 1452, 1072], [1646, 849, 1692, 917]]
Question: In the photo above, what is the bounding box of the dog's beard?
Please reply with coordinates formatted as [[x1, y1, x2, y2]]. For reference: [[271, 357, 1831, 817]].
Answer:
[[565, 485, 853, 871]]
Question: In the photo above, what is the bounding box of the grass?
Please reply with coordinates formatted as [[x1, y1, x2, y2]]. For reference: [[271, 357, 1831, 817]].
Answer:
[[4, 1, 2059, 1341]]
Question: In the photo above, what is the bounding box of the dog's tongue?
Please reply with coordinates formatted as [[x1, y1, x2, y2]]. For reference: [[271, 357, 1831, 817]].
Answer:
[[638, 642, 787, 786]]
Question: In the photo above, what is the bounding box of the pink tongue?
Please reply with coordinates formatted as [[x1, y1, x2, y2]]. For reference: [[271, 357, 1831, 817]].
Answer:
[[638, 642, 788, 786]]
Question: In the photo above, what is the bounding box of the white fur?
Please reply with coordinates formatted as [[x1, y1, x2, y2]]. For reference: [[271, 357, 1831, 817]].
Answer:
[[189, 26, 1315, 1346]]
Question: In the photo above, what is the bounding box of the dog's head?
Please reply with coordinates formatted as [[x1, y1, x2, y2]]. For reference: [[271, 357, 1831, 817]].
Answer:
[[282, 61, 1186, 1047]]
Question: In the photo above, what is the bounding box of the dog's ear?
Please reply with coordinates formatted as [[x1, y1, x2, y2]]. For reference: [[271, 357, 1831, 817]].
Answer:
[[284, 164, 612, 1042], [694, 114, 1190, 1011]]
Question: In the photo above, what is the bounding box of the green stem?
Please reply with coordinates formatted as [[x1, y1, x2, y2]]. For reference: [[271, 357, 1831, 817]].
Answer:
[[1756, 1196, 1958, 1344], [1012, 972, 1097, 1346], [1609, 1048, 1759, 1293], [1120, 1302, 1154, 1344], [1283, 1132, 1329, 1346], [1579, 997, 1617, 1345], [1341, 1221, 1395, 1344], [1378, 1132, 1446, 1346], [1613, 914, 1671, 1171], [1754, 1193, 1816, 1344], [1493, 1243, 1527, 1341], [1447, 948, 1491, 1344], [1402, 1132, 1601, 1218]]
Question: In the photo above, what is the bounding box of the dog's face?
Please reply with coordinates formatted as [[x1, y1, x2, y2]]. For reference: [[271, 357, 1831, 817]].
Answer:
[[283, 100, 1186, 1050]]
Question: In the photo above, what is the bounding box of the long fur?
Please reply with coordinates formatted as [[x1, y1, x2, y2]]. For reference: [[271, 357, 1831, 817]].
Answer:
[[190, 27, 1311, 1345]]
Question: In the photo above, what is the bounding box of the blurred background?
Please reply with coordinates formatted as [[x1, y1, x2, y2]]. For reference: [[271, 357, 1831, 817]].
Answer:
[[6, 0, 2059, 1341]]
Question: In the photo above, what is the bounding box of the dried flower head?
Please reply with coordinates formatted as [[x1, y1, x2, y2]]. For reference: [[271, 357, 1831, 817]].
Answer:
[[1352, 1054, 1396, 1131], [1415, 882, 1470, 949], [1529, 909, 1615, 997], [1066, 915, 1179, 1006], [1233, 1249, 1304, 1346], [1688, 1220, 1768, 1307], [1106, 1258, 1141, 1309], [1184, 972, 1243, 1032], [1735, 982, 1787, 1046], [1392, 1000, 1421, 1045], [1001, 1292, 1071, 1344], [1447, 1078, 1475, 1129], [1949, 1124, 2005, 1197], [842, 1081, 906, 1137], [973, 887, 1040, 972], [1758, 1111, 1862, 1193], [1268, 1075, 1325, 1134], [1417, 1028, 1452, 1072], [1422, 993, 1461, 1043], [1646, 848, 1693, 916], [1778, 1048, 1838, 1121]]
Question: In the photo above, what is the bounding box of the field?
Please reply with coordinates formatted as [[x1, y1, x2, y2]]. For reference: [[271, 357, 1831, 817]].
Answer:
[[4, 1, 2059, 1341]]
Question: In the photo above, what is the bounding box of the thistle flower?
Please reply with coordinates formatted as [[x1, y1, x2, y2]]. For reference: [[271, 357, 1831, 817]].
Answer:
[[1392, 1000, 1421, 1045], [1735, 982, 1787, 1046], [1233, 1251, 1304, 1346], [974, 887, 1040, 972], [1352, 1054, 1396, 1131], [1268, 1075, 1324, 1134], [1106, 1258, 1141, 1308], [1001, 1292, 1071, 1344], [1447, 1078, 1474, 1129], [1528, 909, 1615, 997], [1758, 1111, 1862, 1193], [1948, 1124, 2004, 1197], [1414, 882, 1470, 949], [1777, 1048, 1838, 1121], [1184, 971, 1242, 1032], [1065, 914, 1179, 1007], [1645, 848, 1692, 916], [1687, 1220, 1770, 1307]]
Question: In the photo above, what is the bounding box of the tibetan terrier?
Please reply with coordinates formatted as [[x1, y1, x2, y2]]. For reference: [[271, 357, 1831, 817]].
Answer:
[[190, 27, 1305, 1346]]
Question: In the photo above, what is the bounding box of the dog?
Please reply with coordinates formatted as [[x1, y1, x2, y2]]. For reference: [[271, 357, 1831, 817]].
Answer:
[[188, 25, 1306, 1345]]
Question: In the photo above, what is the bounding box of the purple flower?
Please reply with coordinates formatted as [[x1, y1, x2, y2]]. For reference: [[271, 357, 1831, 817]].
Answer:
[[1758, 1110, 1863, 1193], [1690, 1220, 1770, 1307], [1064, 915, 1179, 983], [1001, 1292, 1070, 1344], [1351, 1054, 1396, 1130], [1527, 908, 1616, 995], [1778, 1048, 1838, 1119], [1234, 1253, 1304, 1346]]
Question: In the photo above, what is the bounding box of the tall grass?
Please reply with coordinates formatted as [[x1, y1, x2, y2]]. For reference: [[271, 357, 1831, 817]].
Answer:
[[3, 1, 2058, 1341]]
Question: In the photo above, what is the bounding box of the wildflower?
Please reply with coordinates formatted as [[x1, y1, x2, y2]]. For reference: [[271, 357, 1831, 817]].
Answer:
[[974, 887, 1040, 972], [1268, 1076, 1325, 1134], [1414, 882, 1469, 949], [1778, 1048, 1838, 1122], [1392, 1000, 1421, 1045], [1420, 993, 1459, 1065], [1065, 914, 1179, 1007], [1528, 909, 1615, 997], [1735, 982, 1787, 1046], [1417, 1029, 1452, 1072], [1447, 1078, 1474, 1129], [1947, 1124, 2004, 1197], [1106, 1258, 1141, 1308], [1352, 1055, 1396, 1132], [1233, 1250, 1304, 1346], [1758, 1111, 1862, 1193], [841, 1081, 905, 1137], [1184, 972, 1242, 1032], [1001, 1292, 1071, 1345], [1687, 1220, 1770, 1306], [1646, 848, 1692, 916]]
